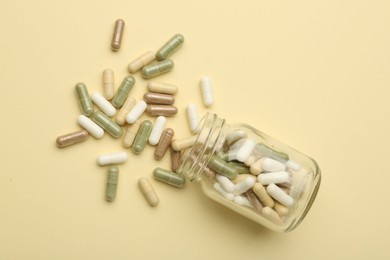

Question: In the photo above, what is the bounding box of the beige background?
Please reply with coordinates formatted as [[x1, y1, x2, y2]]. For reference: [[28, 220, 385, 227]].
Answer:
[[1, 0, 389, 259]]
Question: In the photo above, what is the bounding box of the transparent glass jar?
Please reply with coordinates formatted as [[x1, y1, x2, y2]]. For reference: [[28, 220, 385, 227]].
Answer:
[[177, 113, 321, 232]]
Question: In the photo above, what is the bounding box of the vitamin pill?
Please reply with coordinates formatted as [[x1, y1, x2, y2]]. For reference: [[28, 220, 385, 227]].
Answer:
[[250, 158, 265, 175], [122, 119, 141, 148], [234, 195, 252, 207], [266, 183, 294, 207], [234, 176, 256, 195], [77, 115, 104, 139], [143, 92, 175, 105], [228, 162, 250, 175], [105, 166, 119, 202], [244, 155, 258, 167], [154, 128, 174, 160], [226, 130, 247, 146], [126, 100, 147, 124], [112, 75, 135, 108], [170, 146, 181, 172], [216, 174, 235, 193], [75, 82, 94, 116], [213, 182, 234, 201], [236, 139, 256, 162], [92, 111, 123, 138], [153, 167, 186, 188], [252, 183, 274, 208], [116, 97, 136, 125], [274, 201, 289, 216], [138, 177, 159, 207], [186, 104, 199, 133], [262, 207, 283, 225], [102, 69, 114, 100], [91, 92, 116, 117], [262, 157, 286, 172], [258, 171, 290, 185], [245, 190, 264, 213], [256, 143, 289, 162], [156, 34, 184, 61], [147, 81, 178, 95], [132, 120, 153, 154], [146, 105, 178, 117], [111, 19, 124, 51], [286, 160, 301, 171], [141, 59, 174, 79], [149, 116, 166, 145], [128, 51, 155, 73], [232, 174, 256, 184], [208, 156, 238, 179], [200, 76, 214, 107], [56, 129, 88, 148], [97, 152, 128, 166]]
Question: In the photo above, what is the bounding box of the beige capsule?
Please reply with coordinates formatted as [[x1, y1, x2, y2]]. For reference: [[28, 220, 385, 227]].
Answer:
[[138, 177, 159, 207], [147, 81, 178, 95], [245, 190, 264, 213], [122, 119, 141, 148], [262, 207, 283, 225], [154, 128, 174, 160], [253, 183, 275, 208], [250, 158, 265, 175], [231, 174, 256, 184], [128, 51, 155, 73], [143, 92, 175, 105], [56, 130, 88, 148], [274, 201, 289, 216], [111, 19, 125, 51], [102, 69, 114, 100], [146, 105, 178, 117], [244, 155, 258, 167], [116, 97, 136, 125], [171, 135, 197, 151], [170, 146, 181, 172]]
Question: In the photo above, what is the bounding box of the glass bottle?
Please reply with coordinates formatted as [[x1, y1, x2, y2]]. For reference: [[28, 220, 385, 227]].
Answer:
[[177, 113, 321, 232]]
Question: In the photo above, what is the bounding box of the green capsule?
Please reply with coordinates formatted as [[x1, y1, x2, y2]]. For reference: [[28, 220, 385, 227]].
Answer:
[[112, 75, 135, 108], [228, 161, 250, 175], [153, 167, 186, 188], [156, 34, 184, 61], [106, 166, 119, 202], [256, 143, 289, 162], [92, 111, 123, 138], [75, 82, 94, 116], [141, 59, 174, 79], [132, 120, 153, 154], [208, 156, 238, 179]]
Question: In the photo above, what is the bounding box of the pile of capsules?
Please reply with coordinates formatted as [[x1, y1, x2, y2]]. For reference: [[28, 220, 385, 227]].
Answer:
[[56, 19, 213, 207]]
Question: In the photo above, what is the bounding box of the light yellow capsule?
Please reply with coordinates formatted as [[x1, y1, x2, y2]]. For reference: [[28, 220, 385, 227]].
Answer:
[[122, 119, 141, 148], [171, 135, 198, 151], [147, 81, 178, 95], [138, 177, 159, 207], [244, 155, 258, 167], [253, 183, 274, 208], [274, 201, 289, 216], [262, 207, 283, 225], [128, 51, 155, 73], [102, 69, 114, 100], [231, 174, 256, 184], [250, 158, 264, 175], [116, 97, 136, 125]]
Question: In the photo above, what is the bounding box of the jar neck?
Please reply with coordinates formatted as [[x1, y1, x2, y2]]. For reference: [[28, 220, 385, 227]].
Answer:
[[177, 113, 228, 181]]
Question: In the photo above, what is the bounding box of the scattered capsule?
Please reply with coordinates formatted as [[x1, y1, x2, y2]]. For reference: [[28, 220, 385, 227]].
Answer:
[[75, 82, 94, 116], [97, 152, 128, 166], [143, 92, 175, 105], [132, 120, 153, 154], [56, 130, 88, 148], [126, 100, 147, 124], [91, 92, 116, 117], [128, 51, 155, 73], [92, 111, 123, 138], [216, 174, 235, 193], [267, 183, 294, 207], [170, 146, 181, 172], [116, 97, 136, 125], [138, 177, 159, 207], [106, 166, 119, 202], [252, 183, 274, 208], [112, 75, 135, 108], [262, 207, 283, 225], [258, 171, 290, 185], [186, 104, 199, 133], [171, 135, 198, 151], [236, 139, 256, 162], [153, 167, 186, 188], [208, 156, 238, 179], [111, 19, 124, 51], [156, 34, 184, 61], [122, 119, 141, 148], [234, 195, 252, 207], [77, 115, 104, 139], [102, 69, 114, 100], [149, 116, 166, 145], [213, 182, 234, 201], [154, 128, 174, 160], [146, 105, 178, 117], [200, 76, 214, 107], [141, 59, 174, 79], [147, 81, 178, 95], [234, 176, 256, 195]]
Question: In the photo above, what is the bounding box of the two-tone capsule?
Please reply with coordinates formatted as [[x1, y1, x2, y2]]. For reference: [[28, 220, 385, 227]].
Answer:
[[112, 75, 135, 108], [132, 120, 153, 154], [106, 166, 119, 202], [111, 19, 125, 51], [141, 59, 174, 79], [92, 111, 123, 138], [75, 83, 94, 116], [56, 130, 88, 148], [156, 34, 184, 60], [102, 69, 114, 100]]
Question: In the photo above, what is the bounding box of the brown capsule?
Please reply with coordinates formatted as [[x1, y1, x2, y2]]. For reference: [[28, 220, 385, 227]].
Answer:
[[154, 128, 175, 160], [56, 130, 88, 148], [170, 146, 181, 172], [111, 19, 125, 51], [143, 92, 175, 105], [245, 190, 264, 213], [146, 105, 178, 117]]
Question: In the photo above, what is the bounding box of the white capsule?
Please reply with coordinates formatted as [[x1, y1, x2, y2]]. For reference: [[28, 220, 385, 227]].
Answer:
[[216, 174, 235, 193], [200, 76, 214, 107], [186, 104, 199, 133], [126, 100, 147, 124], [286, 160, 301, 171], [97, 152, 128, 166], [262, 157, 286, 172], [171, 135, 198, 151], [77, 115, 104, 139], [235, 139, 256, 162], [148, 116, 166, 145], [234, 195, 252, 207], [213, 182, 234, 201], [91, 92, 116, 117], [258, 171, 290, 185], [116, 97, 136, 125], [225, 130, 247, 146], [266, 183, 294, 207], [102, 69, 114, 100], [234, 176, 256, 195]]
